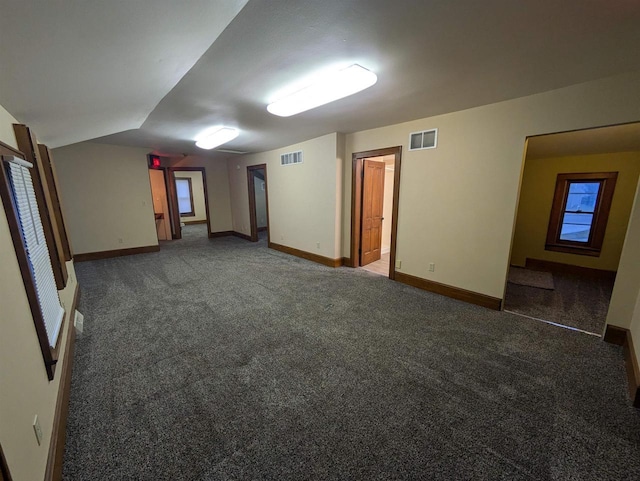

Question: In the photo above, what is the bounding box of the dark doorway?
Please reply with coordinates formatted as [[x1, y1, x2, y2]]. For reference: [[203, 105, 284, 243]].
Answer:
[[247, 164, 269, 242]]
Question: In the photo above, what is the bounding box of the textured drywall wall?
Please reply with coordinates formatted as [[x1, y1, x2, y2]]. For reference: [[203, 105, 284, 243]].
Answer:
[[344, 72, 640, 300], [0, 103, 78, 481], [511, 152, 640, 271], [227, 133, 340, 259], [53, 142, 158, 254]]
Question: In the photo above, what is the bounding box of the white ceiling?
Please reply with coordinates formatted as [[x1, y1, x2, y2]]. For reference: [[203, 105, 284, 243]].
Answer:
[[526, 123, 640, 160], [1, 0, 640, 157], [0, 0, 248, 147]]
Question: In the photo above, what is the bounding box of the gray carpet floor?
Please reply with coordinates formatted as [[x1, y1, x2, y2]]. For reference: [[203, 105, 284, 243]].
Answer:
[[505, 270, 615, 335], [63, 225, 640, 480]]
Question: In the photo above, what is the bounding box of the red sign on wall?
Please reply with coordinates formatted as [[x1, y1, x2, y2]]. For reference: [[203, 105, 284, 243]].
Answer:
[[148, 154, 161, 169]]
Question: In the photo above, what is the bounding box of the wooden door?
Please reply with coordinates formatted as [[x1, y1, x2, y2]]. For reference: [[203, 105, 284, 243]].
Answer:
[[360, 159, 385, 266]]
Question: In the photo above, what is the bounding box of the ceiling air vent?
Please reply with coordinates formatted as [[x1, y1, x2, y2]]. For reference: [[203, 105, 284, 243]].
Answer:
[[409, 128, 437, 151], [281, 150, 303, 166]]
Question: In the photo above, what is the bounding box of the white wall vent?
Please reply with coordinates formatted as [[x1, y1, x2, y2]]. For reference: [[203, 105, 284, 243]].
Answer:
[[281, 150, 303, 166], [409, 128, 437, 151]]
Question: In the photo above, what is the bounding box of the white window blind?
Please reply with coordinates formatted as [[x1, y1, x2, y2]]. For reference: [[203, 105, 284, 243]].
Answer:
[[175, 178, 192, 214], [7, 158, 64, 347]]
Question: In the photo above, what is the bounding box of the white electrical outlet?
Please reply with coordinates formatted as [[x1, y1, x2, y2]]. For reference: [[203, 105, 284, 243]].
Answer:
[[118, 237, 123, 244], [33, 415, 43, 445], [316, 242, 320, 249], [397, 260, 402, 269], [429, 263, 435, 272], [74, 310, 84, 335]]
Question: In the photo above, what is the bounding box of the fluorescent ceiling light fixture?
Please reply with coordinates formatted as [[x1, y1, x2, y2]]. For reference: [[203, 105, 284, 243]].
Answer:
[[195, 126, 239, 149], [267, 64, 377, 117]]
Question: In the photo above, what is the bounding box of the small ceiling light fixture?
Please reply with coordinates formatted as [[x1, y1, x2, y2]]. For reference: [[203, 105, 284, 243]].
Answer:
[[195, 126, 239, 150], [267, 64, 377, 117]]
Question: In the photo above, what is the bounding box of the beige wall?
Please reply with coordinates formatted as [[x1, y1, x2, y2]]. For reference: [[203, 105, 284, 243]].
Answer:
[[342, 71, 640, 362], [511, 152, 640, 271], [343, 72, 640, 301], [607, 175, 640, 330], [0, 104, 78, 481], [607, 175, 640, 365], [175, 170, 206, 222], [630, 291, 640, 371], [52, 142, 158, 254], [148, 169, 171, 240], [227, 133, 342, 259], [168, 156, 233, 234], [0, 104, 18, 146]]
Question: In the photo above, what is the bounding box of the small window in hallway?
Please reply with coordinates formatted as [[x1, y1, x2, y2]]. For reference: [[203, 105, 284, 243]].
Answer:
[[175, 177, 195, 216], [546, 172, 617, 256]]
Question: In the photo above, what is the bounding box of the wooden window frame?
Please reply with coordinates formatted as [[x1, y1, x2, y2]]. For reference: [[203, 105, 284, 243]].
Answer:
[[175, 177, 195, 217], [13, 124, 68, 288], [0, 142, 64, 380], [37, 144, 72, 261], [0, 441, 12, 481], [545, 172, 618, 257]]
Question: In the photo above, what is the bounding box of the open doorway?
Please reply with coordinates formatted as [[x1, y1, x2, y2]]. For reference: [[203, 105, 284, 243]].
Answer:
[[505, 123, 640, 335], [247, 164, 269, 243], [167, 167, 211, 240], [350, 147, 402, 278]]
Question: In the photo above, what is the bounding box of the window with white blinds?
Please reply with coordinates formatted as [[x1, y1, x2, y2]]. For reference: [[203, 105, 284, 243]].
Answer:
[[6, 158, 64, 347]]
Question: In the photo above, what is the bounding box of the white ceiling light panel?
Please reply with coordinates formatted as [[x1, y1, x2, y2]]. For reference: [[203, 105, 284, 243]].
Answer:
[[267, 64, 377, 117]]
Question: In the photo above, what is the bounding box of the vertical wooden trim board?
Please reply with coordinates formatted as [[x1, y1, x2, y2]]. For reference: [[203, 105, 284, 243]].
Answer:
[[0, 441, 12, 481], [45, 282, 80, 481], [604, 325, 640, 408], [37, 145, 73, 261]]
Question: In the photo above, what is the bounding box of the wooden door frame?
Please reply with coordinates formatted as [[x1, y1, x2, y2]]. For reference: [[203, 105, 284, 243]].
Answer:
[[168, 167, 211, 239], [147, 167, 173, 241], [247, 164, 270, 242], [350, 146, 402, 279], [0, 441, 12, 481], [158, 167, 179, 239]]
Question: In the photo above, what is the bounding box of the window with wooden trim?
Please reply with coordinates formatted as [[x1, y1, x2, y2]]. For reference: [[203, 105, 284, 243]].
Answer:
[[13, 124, 68, 289], [0, 145, 65, 380], [545, 172, 618, 256], [175, 177, 195, 217]]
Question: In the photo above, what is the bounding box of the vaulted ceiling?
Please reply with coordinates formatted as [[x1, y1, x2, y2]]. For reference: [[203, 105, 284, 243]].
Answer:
[[2, 0, 640, 159]]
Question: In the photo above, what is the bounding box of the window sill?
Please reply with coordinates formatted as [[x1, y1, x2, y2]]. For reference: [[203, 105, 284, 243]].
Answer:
[[545, 243, 601, 257]]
